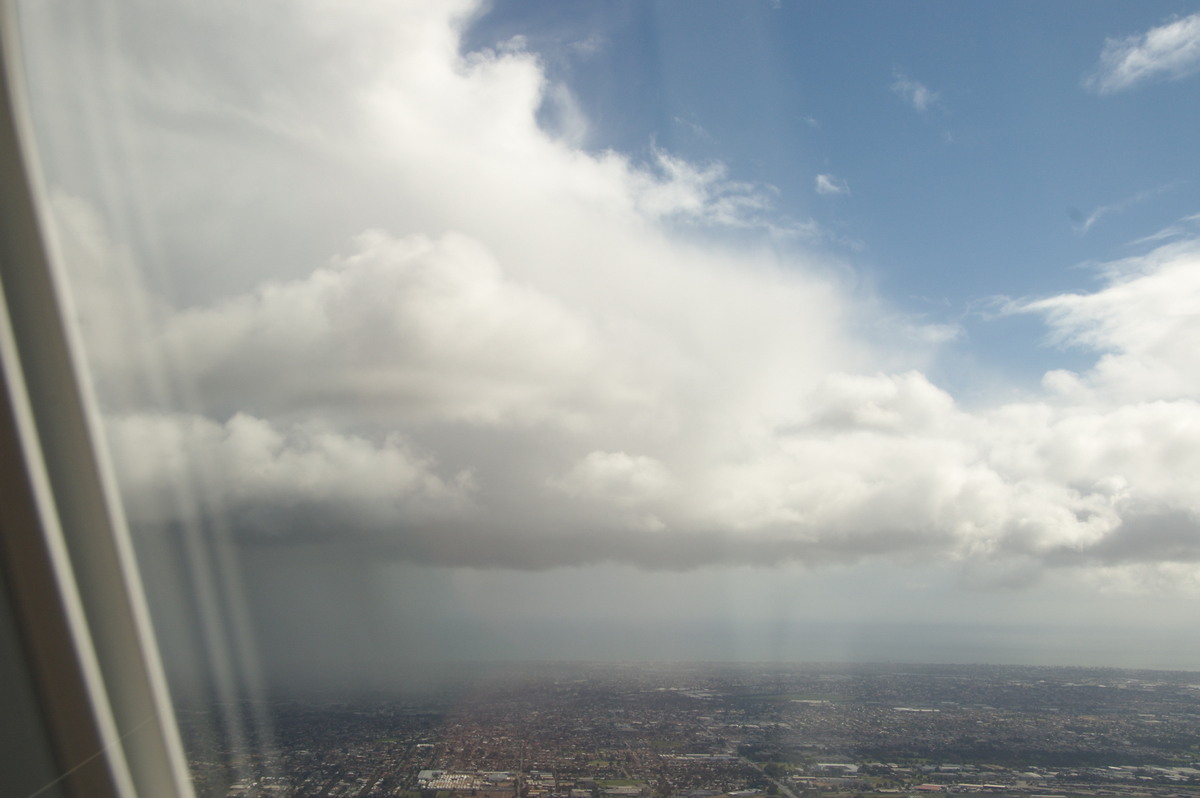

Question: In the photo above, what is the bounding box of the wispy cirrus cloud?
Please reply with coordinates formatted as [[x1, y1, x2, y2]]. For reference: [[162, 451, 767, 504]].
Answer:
[[891, 70, 940, 112], [1086, 12, 1200, 94], [814, 174, 849, 196], [1130, 213, 1200, 247], [1070, 183, 1175, 235]]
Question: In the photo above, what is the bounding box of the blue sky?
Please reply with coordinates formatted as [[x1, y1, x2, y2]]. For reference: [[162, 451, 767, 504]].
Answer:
[[18, 0, 1200, 682], [472, 1, 1200, 390]]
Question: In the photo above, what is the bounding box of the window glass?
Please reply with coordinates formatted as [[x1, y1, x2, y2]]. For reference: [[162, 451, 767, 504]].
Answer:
[[12, 1, 1200, 795]]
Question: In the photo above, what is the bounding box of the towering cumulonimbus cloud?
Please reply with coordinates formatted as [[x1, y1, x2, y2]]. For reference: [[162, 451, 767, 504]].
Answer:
[[33, 0, 1200, 582]]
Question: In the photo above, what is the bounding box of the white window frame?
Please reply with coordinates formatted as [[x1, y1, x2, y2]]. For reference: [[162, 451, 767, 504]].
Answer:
[[0, 4, 195, 796]]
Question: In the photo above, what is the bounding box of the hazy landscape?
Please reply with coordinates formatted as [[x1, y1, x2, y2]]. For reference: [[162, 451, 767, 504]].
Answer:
[[183, 661, 1200, 798]]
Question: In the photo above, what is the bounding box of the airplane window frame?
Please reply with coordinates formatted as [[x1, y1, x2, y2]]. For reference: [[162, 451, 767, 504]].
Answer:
[[0, 4, 194, 797]]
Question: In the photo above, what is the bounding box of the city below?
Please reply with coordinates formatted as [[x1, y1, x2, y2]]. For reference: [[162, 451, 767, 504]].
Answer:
[[182, 662, 1200, 798]]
